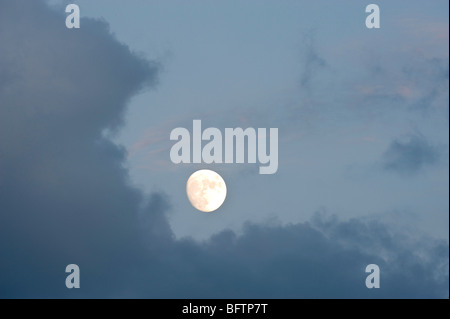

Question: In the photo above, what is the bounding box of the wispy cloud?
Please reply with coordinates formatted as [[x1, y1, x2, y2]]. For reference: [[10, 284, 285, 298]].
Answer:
[[299, 30, 328, 91]]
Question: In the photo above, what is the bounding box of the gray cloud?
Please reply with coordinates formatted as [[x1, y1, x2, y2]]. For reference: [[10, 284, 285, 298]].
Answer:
[[357, 55, 449, 117], [0, 0, 162, 298], [299, 30, 328, 91], [408, 58, 449, 113], [0, 0, 448, 299], [381, 134, 441, 175], [132, 209, 449, 299]]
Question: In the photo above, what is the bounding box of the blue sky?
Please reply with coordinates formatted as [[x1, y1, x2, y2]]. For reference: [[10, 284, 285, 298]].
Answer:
[[0, 0, 448, 298], [70, 0, 449, 240]]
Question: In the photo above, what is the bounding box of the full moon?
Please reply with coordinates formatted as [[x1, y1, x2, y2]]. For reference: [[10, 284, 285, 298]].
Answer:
[[186, 169, 227, 212]]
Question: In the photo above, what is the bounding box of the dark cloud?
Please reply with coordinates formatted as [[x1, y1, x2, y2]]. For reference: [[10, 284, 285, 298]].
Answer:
[[381, 134, 441, 175], [0, 0, 162, 298], [133, 211, 448, 299], [0, 0, 447, 299]]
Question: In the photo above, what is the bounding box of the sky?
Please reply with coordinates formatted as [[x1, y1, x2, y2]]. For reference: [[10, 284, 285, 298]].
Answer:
[[0, 0, 448, 298]]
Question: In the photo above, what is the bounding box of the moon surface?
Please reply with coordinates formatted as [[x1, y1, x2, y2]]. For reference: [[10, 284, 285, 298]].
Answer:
[[186, 169, 227, 212]]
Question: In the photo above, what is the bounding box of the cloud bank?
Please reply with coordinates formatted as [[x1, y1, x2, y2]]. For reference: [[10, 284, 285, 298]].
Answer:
[[0, 0, 447, 298]]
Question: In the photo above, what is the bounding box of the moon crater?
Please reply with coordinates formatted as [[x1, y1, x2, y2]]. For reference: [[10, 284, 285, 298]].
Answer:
[[186, 170, 227, 212]]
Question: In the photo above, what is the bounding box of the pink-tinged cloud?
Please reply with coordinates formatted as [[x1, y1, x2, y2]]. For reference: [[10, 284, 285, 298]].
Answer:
[[396, 85, 415, 99]]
